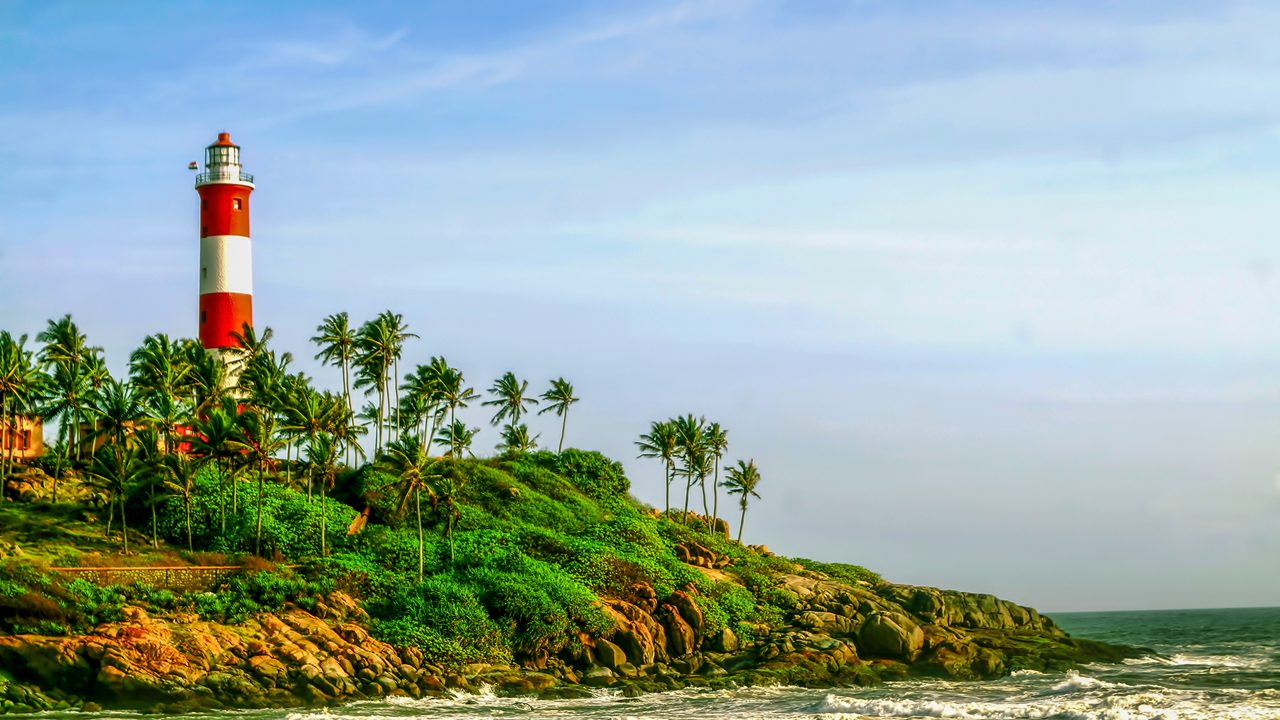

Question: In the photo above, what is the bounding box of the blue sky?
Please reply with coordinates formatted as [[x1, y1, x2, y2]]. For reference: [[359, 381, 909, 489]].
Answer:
[[3, 0, 1280, 611]]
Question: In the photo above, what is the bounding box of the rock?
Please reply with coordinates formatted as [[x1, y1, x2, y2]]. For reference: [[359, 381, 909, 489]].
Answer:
[[657, 605, 696, 658], [593, 639, 627, 670], [706, 627, 738, 653], [858, 612, 925, 662], [668, 592, 704, 635], [581, 665, 616, 687], [797, 611, 854, 636]]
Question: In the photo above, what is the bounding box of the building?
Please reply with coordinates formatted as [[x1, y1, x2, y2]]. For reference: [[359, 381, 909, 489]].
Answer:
[[196, 132, 255, 382], [1, 416, 44, 463]]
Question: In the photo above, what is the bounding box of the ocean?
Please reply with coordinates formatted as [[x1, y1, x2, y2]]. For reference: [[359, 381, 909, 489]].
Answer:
[[64, 606, 1280, 719]]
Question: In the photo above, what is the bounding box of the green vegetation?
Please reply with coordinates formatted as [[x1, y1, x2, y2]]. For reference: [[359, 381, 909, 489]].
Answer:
[[0, 312, 793, 672]]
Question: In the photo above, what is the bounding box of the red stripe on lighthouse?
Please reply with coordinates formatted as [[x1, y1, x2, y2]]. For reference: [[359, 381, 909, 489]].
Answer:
[[198, 184, 251, 237], [200, 292, 253, 349]]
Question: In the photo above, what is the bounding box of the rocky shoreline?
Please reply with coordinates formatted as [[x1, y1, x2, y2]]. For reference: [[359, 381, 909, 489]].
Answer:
[[0, 568, 1146, 715]]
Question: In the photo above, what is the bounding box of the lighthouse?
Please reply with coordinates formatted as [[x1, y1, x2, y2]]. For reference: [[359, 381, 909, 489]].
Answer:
[[195, 132, 254, 368]]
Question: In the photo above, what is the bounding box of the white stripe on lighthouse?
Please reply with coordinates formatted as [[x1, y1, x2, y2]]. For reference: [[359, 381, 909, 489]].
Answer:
[[199, 235, 254, 295]]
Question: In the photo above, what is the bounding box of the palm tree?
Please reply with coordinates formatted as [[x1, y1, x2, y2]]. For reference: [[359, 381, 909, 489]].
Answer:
[[86, 445, 148, 553], [86, 377, 144, 451], [672, 414, 706, 524], [312, 312, 356, 460], [0, 332, 41, 479], [401, 357, 449, 451], [157, 451, 199, 551], [429, 463, 468, 567], [184, 341, 226, 415], [38, 361, 94, 492], [303, 431, 340, 557], [435, 364, 477, 433], [482, 372, 538, 430], [434, 420, 478, 459], [225, 324, 275, 378], [498, 423, 539, 455], [376, 435, 443, 581], [721, 459, 762, 543], [636, 420, 679, 516], [232, 403, 285, 555], [189, 402, 239, 537], [704, 422, 728, 528], [537, 378, 578, 453], [128, 334, 190, 412], [36, 315, 102, 460]]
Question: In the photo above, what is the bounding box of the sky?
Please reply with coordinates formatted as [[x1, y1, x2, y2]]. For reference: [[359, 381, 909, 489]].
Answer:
[[2, 0, 1279, 612]]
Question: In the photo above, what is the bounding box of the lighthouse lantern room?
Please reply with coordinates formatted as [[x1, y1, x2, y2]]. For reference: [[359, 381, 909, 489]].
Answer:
[[195, 132, 255, 369]]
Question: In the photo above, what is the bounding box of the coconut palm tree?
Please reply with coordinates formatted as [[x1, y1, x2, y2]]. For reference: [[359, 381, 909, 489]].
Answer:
[[184, 341, 226, 415], [721, 459, 762, 543], [232, 402, 286, 555], [498, 423, 539, 455], [128, 334, 190, 409], [156, 451, 199, 551], [435, 364, 477, 432], [482, 372, 538, 430], [636, 420, 679, 516], [672, 414, 706, 524], [86, 444, 148, 553], [189, 402, 239, 537], [434, 419, 478, 459], [86, 377, 144, 451], [537, 378, 578, 453], [303, 431, 340, 557], [429, 463, 468, 567], [38, 361, 94, 489], [401, 358, 449, 451], [36, 315, 102, 459], [312, 313, 357, 460], [0, 332, 41, 479], [376, 435, 443, 581], [704, 422, 728, 528]]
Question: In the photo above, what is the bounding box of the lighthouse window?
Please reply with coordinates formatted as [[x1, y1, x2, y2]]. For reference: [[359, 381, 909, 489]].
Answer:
[[200, 311, 207, 323], [202, 267, 207, 279], [233, 198, 242, 210]]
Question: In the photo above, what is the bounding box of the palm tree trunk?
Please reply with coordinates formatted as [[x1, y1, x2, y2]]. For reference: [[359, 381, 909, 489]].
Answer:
[[558, 411, 568, 453], [319, 470, 328, 557], [712, 458, 720, 527], [664, 464, 671, 516], [415, 487, 424, 582], [120, 494, 129, 554], [737, 505, 746, 543], [682, 474, 692, 525], [185, 490, 193, 552], [341, 357, 352, 465], [105, 495, 114, 539], [447, 511, 455, 568], [219, 460, 226, 536], [255, 458, 264, 555], [393, 358, 400, 442], [150, 489, 158, 549], [700, 475, 710, 527]]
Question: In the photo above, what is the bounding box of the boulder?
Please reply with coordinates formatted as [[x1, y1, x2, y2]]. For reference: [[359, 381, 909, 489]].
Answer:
[[657, 605, 696, 658], [858, 612, 925, 662], [593, 639, 627, 670]]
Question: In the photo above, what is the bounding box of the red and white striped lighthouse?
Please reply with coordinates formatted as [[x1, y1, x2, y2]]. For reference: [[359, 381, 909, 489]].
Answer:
[[195, 132, 254, 363]]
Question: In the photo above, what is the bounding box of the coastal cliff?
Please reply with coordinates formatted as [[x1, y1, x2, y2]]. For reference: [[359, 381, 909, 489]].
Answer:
[[0, 452, 1142, 713]]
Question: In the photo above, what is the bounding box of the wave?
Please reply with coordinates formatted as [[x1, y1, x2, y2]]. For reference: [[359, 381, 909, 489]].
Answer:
[[814, 690, 1280, 720]]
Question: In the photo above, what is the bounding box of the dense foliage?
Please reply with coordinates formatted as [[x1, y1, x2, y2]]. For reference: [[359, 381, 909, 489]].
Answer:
[[0, 313, 823, 670]]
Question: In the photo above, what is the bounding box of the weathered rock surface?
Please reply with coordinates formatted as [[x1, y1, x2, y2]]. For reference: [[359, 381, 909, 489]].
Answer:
[[0, 572, 1146, 714]]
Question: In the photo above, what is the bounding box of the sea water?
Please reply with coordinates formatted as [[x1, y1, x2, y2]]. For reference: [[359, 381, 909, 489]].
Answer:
[[51, 606, 1280, 719]]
